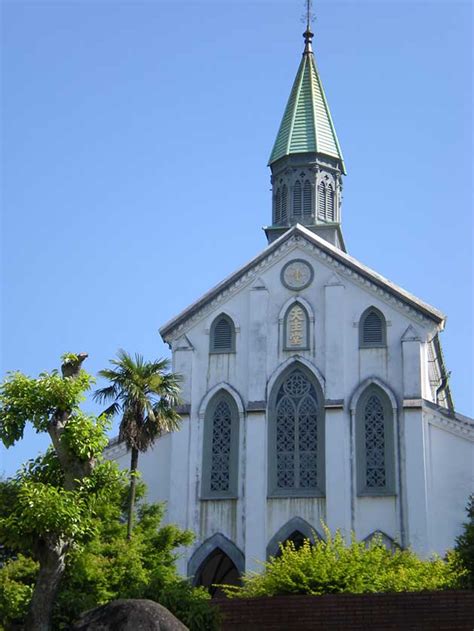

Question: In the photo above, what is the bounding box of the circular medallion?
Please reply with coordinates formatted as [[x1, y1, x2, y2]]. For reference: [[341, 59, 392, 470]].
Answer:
[[281, 259, 314, 290]]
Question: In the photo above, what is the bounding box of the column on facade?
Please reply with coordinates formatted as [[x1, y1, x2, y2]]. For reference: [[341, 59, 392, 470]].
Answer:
[[169, 338, 194, 575], [401, 326, 430, 555], [324, 275, 351, 536], [244, 280, 269, 571]]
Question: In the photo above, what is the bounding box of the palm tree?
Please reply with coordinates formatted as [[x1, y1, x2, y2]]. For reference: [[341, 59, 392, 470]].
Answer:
[[94, 350, 181, 539]]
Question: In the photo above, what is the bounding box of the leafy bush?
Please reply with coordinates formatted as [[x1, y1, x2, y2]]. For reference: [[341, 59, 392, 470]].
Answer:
[[158, 580, 220, 631], [454, 494, 474, 588], [0, 554, 38, 630], [223, 527, 464, 598]]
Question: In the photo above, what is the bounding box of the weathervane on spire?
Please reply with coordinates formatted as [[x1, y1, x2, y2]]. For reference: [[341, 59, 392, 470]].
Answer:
[[302, 0, 315, 52]]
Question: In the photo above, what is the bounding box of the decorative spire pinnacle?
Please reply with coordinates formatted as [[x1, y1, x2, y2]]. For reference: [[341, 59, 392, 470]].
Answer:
[[303, 0, 314, 53]]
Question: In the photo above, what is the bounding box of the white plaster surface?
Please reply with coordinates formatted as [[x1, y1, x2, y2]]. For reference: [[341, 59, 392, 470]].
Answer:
[[106, 237, 474, 575]]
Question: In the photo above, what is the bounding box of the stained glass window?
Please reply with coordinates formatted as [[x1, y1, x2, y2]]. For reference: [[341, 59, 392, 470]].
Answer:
[[275, 369, 319, 491]]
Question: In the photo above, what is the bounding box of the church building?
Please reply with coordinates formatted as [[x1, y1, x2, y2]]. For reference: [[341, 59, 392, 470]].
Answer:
[[108, 22, 474, 591]]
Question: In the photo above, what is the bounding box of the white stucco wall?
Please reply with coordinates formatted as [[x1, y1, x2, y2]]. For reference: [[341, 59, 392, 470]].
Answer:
[[108, 235, 474, 577]]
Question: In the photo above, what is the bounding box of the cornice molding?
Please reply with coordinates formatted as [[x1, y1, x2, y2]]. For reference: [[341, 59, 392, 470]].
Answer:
[[424, 404, 474, 442]]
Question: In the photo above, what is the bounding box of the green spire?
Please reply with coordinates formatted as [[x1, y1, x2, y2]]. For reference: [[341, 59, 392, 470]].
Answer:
[[269, 29, 346, 174]]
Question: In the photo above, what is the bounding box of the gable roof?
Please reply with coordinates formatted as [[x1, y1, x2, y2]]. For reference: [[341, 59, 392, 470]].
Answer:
[[160, 225, 445, 342]]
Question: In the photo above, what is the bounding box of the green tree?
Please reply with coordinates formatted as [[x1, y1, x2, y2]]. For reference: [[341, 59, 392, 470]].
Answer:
[[455, 494, 474, 588], [0, 479, 219, 631], [0, 354, 123, 631], [94, 350, 181, 539]]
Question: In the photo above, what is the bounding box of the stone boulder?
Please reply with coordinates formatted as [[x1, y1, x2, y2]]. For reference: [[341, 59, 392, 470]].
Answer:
[[72, 599, 189, 631]]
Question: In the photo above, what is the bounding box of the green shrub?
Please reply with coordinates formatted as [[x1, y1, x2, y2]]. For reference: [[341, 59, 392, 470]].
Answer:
[[0, 554, 38, 630], [223, 527, 464, 599], [454, 494, 474, 588], [157, 580, 220, 631]]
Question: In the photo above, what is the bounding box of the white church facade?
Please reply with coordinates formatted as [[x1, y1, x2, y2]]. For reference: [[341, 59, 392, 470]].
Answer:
[[108, 24, 473, 590]]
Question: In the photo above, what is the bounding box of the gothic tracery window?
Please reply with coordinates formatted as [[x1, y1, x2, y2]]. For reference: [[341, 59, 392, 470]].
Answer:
[[202, 392, 239, 498], [364, 394, 386, 488], [269, 367, 324, 496], [355, 385, 395, 495]]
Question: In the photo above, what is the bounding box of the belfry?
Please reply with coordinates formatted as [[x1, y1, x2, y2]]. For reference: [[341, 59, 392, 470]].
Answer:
[[266, 24, 345, 249], [108, 12, 473, 593]]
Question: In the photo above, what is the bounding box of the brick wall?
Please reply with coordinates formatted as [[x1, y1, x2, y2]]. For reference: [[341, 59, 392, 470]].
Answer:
[[213, 591, 474, 630]]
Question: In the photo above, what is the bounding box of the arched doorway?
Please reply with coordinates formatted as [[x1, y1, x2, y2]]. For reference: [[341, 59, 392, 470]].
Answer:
[[195, 547, 241, 597], [266, 517, 321, 559], [274, 529, 309, 557], [188, 533, 245, 598]]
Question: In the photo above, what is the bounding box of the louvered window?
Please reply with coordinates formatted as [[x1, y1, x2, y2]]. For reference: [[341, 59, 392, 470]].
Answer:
[[202, 392, 239, 498], [293, 180, 302, 218], [327, 184, 335, 221], [275, 188, 282, 224], [356, 385, 395, 496], [359, 307, 386, 348], [210, 314, 235, 353], [269, 366, 325, 497], [281, 185, 288, 222], [317, 182, 326, 219], [303, 181, 312, 219]]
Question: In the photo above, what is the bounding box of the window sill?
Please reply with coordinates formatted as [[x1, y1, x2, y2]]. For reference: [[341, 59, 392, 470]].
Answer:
[[357, 490, 396, 498], [267, 490, 325, 499], [200, 494, 238, 501], [209, 350, 236, 355]]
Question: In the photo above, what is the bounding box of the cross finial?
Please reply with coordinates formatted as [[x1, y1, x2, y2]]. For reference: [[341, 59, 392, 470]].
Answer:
[[305, 0, 313, 31], [302, 0, 315, 53]]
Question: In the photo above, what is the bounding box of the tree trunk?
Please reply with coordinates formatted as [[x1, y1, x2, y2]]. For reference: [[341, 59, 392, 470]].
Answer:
[[24, 538, 68, 631], [127, 447, 139, 540]]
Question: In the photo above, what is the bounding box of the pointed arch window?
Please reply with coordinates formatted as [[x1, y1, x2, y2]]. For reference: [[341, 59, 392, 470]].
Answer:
[[317, 181, 326, 219], [303, 180, 312, 219], [202, 392, 239, 498], [327, 184, 335, 221], [268, 366, 324, 497], [281, 184, 288, 222], [284, 302, 309, 350], [210, 314, 236, 353], [359, 307, 387, 348], [293, 180, 302, 219], [356, 386, 395, 495], [275, 188, 282, 224]]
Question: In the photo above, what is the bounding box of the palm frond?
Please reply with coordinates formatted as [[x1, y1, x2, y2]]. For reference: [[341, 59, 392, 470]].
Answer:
[[101, 402, 121, 418], [93, 384, 119, 404]]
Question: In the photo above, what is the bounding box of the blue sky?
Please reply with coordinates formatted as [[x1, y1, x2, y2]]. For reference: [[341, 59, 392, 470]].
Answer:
[[1, 1, 472, 477]]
